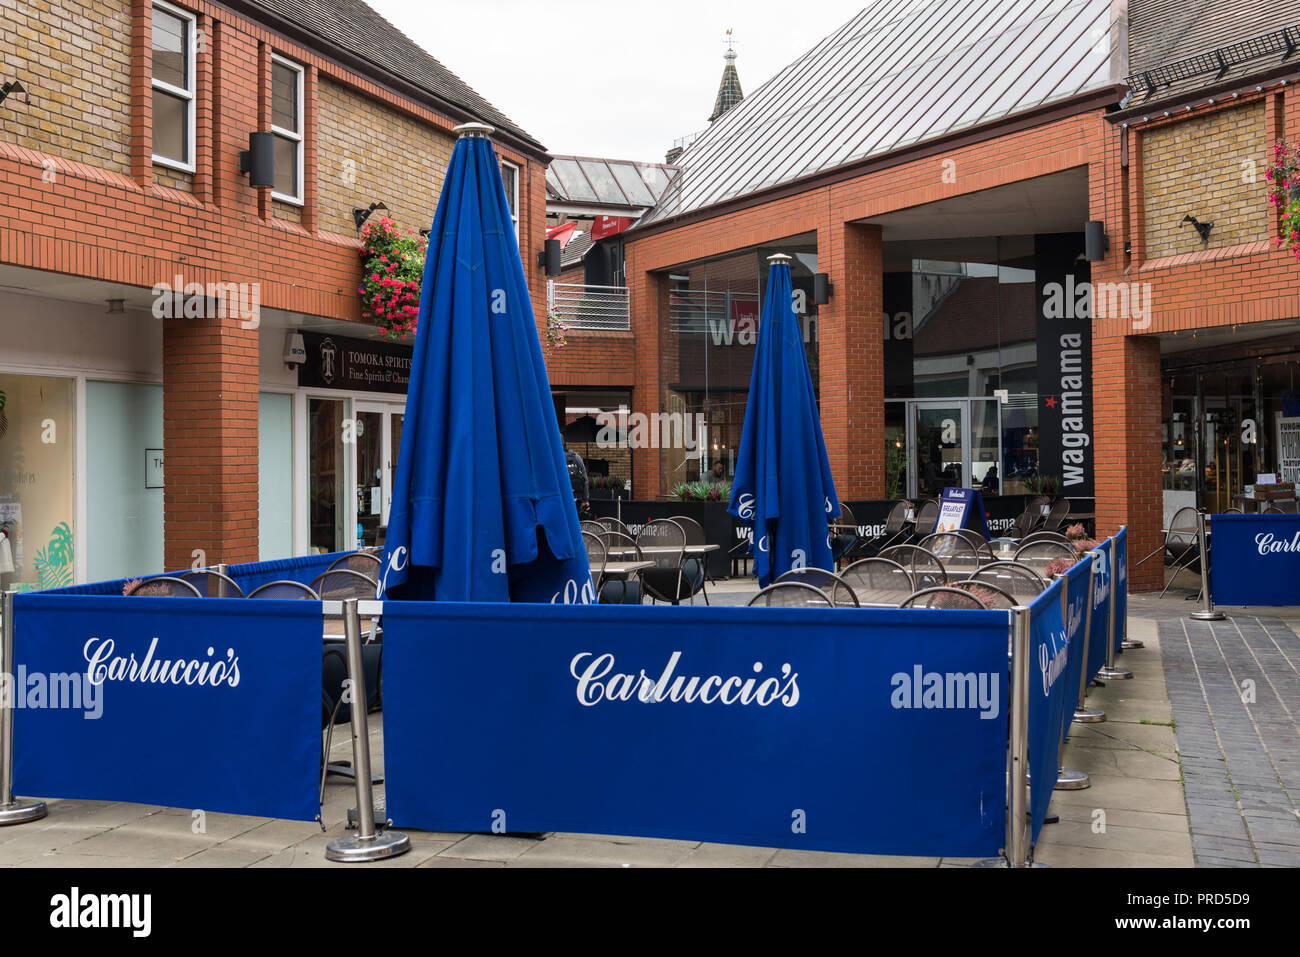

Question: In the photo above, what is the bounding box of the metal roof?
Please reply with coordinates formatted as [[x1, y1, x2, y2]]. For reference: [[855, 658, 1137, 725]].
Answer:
[[546, 156, 679, 209], [639, 0, 1123, 228]]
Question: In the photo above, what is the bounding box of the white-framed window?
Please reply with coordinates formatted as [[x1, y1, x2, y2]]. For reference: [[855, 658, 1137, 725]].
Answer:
[[500, 160, 520, 241], [270, 54, 305, 205], [150, 0, 197, 172]]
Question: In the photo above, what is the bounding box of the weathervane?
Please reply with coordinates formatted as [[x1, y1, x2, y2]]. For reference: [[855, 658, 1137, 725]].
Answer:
[[725, 28, 736, 59]]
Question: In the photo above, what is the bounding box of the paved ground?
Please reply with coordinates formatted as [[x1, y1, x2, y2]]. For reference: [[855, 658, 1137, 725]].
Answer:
[[0, 574, 1214, 868]]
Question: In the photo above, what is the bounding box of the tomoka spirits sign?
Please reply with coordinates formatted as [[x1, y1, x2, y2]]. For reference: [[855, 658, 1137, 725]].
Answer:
[[299, 332, 413, 395], [1035, 234, 1094, 496]]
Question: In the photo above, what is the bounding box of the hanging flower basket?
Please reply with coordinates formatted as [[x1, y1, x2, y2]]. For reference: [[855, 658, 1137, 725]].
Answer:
[[357, 217, 426, 341], [546, 307, 569, 350], [1267, 140, 1300, 258]]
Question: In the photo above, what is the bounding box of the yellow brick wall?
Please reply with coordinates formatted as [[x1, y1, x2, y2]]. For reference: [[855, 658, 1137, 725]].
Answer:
[[316, 77, 455, 237], [155, 167, 193, 191], [1142, 102, 1268, 257], [0, 0, 132, 174]]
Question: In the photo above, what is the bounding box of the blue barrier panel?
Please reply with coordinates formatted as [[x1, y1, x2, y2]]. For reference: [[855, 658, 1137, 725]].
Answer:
[[1209, 514, 1300, 606], [1114, 527, 1128, 652], [1086, 539, 1113, 684], [11, 595, 321, 821], [1027, 578, 1071, 843], [1057, 558, 1092, 748], [383, 602, 1010, 857], [226, 551, 353, 594]]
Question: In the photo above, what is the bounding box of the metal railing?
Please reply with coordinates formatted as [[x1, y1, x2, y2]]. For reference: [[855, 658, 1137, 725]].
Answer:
[[547, 281, 630, 331]]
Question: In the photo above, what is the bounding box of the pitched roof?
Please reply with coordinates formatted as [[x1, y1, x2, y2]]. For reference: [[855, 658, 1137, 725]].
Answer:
[[638, 0, 1123, 229], [244, 0, 544, 151], [1124, 0, 1300, 106], [546, 155, 678, 208], [710, 50, 744, 122]]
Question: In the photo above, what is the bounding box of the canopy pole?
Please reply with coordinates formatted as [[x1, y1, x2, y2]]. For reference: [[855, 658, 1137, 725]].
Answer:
[[0, 591, 46, 825]]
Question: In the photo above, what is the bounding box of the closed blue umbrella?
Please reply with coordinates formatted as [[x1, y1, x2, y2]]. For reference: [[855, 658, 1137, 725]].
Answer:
[[728, 254, 840, 587], [378, 123, 593, 605]]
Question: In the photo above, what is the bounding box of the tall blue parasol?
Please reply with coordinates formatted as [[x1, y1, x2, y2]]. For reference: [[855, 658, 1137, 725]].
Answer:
[[727, 253, 840, 587], [378, 123, 593, 604]]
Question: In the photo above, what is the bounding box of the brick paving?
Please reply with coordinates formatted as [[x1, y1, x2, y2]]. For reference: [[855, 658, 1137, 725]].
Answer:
[[1155, 607, 1300, 867]]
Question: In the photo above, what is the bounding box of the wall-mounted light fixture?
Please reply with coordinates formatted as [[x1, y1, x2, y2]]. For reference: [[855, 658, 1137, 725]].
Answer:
[[1084, 220, 1109, 261], [352, 201, 389, 233], [537, 238, 561, 276], [1181, 214, 1213, 243], [813, 272, 834, 305], [0, 80, 28, 106], [239, 131, 275, 189]]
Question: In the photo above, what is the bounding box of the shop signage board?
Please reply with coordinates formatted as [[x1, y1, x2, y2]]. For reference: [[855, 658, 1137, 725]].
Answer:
[[299, 332, 413, 395]]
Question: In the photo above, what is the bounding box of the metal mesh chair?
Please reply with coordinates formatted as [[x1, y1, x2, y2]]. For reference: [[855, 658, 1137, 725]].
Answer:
[[918, 532, 981, 579], [879, 544, 947, 589], [1134, 505, 1202, 597], [125, 576, 202, 597], [671, 514, 713, 601], [1020, 530, 1071, 548], [580, 520, 607, 539], [582, 530, 608, 590], [1013, 541, 1079, 577], [747, 581, 832, 607], [598, 516, 633, 538], [1264, 503, 1287, 514], [1042, 498, 1070, 531], [966, 561, 1047, 601], [852, 499, 914, 559], [912, 499, 940, 539], [327, 552, 381, 577], [638, 519, 691, 604], [840, 558, 913, 607], [952, 579, 1018, 609], [774, 568, 859, 607], [310, 569, 378, 600], [248, 580, 319, 599], [901, 586, 989, 610], [1009, 504, 1041, 539], [177, 569, 244, 597]]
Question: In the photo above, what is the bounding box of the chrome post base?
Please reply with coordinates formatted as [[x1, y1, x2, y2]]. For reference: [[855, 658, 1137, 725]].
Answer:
[[0, 799, 46, 825], [1055, 768, 1090, 790], [325, 828, 411, 863], [1097, 666, 1132, 680], [1074, 708, 1105, 723], [1190, 610, 1226, 621], [1121, 639, 1144, 650]]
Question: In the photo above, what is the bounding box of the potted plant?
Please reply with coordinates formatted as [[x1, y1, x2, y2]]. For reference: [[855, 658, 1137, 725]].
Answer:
[[357, 217, 426, 341]]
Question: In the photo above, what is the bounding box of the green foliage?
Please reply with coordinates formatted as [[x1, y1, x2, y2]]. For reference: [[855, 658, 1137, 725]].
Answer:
[[1268, 140, 1300, 257], [358, 217, 426, 341]]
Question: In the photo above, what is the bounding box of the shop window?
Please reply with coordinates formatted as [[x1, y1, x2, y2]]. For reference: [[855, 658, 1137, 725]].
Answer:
[[151, 2, 197, 171]]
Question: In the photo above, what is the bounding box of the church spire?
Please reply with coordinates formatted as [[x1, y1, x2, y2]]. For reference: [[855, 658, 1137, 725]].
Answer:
[[709, 29, 743, 123]]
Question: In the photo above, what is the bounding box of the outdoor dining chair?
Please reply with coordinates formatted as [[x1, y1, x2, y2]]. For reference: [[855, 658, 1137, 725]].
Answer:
[[124, 576, 202, 597], [580, 519, 607, 538], [1013, 541, 1079, 577], [582, 530, 608, 592], [851, 499, 913, 559], [247, 580, 320, 599], [1042, 498, 1070, 532], [839, 558, 914, 607], [900, 586, 989, 610], [598, 516, 633, 538], [878, 544, 947, 589], [1019, 530, 1072, 548], [917, 532, 981, 579], [911, 499, 940, 539], [1009, 505, 1040, 539], [327, 552, 381, 577], [829, 502, 858, 567], [952, 579, 1018, 609], [746, 581, 832, 607], [671, 514, 714, 600], [774, 568, 859, 607], [638, 518, 694, 605], [1133, 505, 1202, 598], [176, 568, 244, 597], [966, 561, 1046, 602]]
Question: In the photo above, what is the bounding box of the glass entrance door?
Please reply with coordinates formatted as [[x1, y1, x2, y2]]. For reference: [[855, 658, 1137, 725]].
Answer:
[[896, 398, 1003, 500], [353, 402, 404, 548]]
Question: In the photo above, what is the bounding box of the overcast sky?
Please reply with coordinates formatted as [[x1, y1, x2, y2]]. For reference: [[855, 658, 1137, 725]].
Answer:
[[365, 0, 868, 161]]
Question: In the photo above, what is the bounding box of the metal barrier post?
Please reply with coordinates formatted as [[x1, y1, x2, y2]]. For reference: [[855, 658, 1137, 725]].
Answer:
[[1074, 555, 1105, 723], [1190, 512, 1226, 622], [1098, 542, 1132, 680], [976, 608, 1030, 867], [1055, 578, 1089, 790], [325, 598, 409, 862], [214, 563, 229, 599], [0, 592, 46, 825]]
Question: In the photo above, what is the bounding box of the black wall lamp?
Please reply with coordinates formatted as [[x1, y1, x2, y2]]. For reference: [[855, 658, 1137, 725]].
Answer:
[[353, 201, 389, 232], [239, 131, 275, 188], [813, 272, 834, 305], [537, 238, 561, 276], [1084, 220, 1109, 261], [0, 80, 28, 106], [1181, 214, 1213, 244]]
